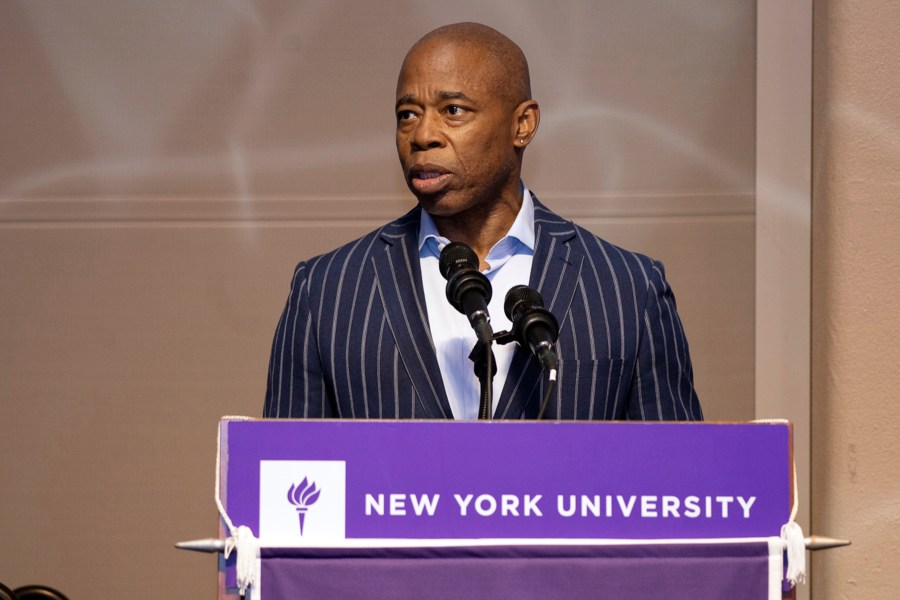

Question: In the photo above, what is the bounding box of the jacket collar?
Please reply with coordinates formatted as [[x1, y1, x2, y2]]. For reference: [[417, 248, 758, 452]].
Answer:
[[496, 195, 583, 419], [374, 208, 453, 418]]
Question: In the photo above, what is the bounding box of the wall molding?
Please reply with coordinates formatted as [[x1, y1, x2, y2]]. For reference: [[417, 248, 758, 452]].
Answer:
[[0, 192, 754, 225]]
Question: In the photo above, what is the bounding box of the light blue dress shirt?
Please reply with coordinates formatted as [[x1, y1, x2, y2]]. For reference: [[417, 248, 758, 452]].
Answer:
[[418, 185, 536, 419]]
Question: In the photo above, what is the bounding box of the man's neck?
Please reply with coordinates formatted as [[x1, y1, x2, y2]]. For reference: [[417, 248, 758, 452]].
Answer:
[[431, 191, 523, 270]]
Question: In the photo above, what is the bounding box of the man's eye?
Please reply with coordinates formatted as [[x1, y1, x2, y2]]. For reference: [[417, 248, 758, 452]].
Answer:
[[447, 105, 466, 116], [397, 110, 415, 122]]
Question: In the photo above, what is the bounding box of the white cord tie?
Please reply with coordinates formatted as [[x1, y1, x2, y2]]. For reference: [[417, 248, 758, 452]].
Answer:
[[216, 417, 259, 597], [752, 419, 807, 588]]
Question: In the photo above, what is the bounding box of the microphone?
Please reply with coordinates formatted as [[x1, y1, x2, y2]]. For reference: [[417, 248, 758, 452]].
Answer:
[[438, 242, 494, 344], [504, 285, 559, 371]]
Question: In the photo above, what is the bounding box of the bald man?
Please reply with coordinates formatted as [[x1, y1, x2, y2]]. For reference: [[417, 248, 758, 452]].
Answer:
[[264, 23, 703, 421]]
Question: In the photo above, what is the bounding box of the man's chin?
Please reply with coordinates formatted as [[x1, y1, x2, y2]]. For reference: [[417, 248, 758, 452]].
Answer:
[[413, 190, 453, 215], [418, 202, 467, 220]]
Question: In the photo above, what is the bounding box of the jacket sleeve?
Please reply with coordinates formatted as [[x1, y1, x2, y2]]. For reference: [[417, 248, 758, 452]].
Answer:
[[627, 260, 703, 421], [263, 262, 337, 419]]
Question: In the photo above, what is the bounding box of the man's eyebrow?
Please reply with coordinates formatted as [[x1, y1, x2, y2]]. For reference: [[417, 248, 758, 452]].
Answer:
[[436, 91, 475, 104], [395, 94, 417, 110], [395, 91, 477, 110]]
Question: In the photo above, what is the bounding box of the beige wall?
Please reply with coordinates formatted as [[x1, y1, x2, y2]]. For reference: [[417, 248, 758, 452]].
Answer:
[[0, 2, 757, 598], [811, 1, 900, 597]]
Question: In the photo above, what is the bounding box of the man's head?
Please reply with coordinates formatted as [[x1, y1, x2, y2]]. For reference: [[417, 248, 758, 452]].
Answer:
[[395, 23, 539, 220]]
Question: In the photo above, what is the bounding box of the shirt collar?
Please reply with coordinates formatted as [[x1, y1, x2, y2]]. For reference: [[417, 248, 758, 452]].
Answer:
[[418, 183, 536, 257]]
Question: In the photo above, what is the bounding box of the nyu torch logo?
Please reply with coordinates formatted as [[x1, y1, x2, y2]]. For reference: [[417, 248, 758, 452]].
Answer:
[[287, 477, 321, 535], [260, 460, 345, 543]]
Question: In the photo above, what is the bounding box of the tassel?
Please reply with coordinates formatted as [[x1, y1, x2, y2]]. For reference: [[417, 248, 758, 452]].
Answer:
[[224, 525, 260, 597], [781, 520, 807, 587]]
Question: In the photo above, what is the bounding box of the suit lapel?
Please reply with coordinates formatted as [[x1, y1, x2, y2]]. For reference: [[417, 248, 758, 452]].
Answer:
[[372, 210, 453, 419], [496, 197, 583, 419]]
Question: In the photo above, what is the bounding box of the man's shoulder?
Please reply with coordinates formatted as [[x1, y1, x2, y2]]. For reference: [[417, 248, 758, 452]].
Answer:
[[294, 206, 420, 277], [532, 196, 659, 275]]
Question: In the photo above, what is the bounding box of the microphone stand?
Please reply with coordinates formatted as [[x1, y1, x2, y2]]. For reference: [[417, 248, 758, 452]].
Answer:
[[468, 339, 496, 419]]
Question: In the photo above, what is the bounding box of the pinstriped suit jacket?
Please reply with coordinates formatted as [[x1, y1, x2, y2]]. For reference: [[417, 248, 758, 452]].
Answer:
[[264, 197, 702, 421]]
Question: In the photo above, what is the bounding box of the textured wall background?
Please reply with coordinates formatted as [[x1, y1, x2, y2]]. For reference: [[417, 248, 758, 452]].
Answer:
[[811, 1, 900, 597], [0, 2, 757, 598]]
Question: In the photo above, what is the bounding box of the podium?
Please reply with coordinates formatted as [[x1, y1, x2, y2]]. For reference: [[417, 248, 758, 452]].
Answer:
[[214, 418, 797, 599]]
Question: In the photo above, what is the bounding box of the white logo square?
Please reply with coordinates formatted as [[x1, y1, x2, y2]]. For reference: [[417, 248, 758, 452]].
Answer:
[[258, 460, 346, 545]]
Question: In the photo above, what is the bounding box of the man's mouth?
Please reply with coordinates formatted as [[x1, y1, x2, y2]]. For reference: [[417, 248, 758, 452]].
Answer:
[[410, 167, 452, 194]]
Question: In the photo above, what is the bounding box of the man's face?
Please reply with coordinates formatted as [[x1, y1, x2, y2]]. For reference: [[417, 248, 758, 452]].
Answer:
[[395, 41, 521, 217]]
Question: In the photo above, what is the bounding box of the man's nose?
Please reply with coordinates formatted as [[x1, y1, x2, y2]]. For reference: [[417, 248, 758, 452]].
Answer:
[[411, 112, 444, 149]]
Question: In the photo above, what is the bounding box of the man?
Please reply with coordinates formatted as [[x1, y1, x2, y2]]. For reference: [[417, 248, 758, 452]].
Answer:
[[264, 23, 702, 421]]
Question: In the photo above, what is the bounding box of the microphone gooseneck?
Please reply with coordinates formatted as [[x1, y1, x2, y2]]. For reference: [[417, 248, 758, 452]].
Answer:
[[439, 241, 495, 420]]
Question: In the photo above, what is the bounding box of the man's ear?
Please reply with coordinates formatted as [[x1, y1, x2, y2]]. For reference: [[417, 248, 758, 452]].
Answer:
[[513, 100, 540, 148]]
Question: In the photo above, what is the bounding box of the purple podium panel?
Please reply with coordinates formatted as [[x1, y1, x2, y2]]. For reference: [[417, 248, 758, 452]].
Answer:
[[260, 543, 774, 600], [220, 419, 791, 544], [218, 419, 791, 599]]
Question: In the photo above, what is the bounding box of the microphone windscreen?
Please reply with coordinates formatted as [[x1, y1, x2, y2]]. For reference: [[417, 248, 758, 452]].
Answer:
[[438, 242, 479, 279], [504, 284, 545, 320]]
